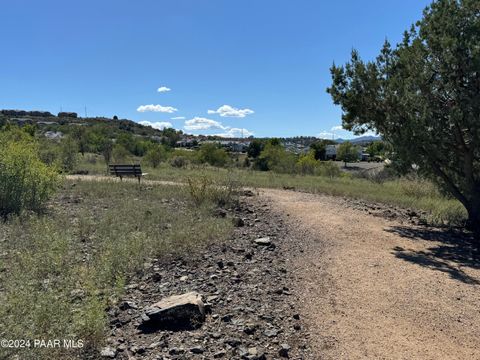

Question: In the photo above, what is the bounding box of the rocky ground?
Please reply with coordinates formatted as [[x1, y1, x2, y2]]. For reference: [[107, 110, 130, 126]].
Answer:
[[102, 191, 313, 360]]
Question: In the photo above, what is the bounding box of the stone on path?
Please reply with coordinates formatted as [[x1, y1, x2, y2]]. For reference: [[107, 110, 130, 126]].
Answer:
[[141, 291, 205, 331]]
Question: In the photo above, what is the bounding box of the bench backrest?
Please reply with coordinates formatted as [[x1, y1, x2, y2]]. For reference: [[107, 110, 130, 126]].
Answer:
[[109, 164, 142, 177]]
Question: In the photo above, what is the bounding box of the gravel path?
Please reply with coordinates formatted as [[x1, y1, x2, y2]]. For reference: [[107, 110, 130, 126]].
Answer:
[[263, 189, 480, 360]]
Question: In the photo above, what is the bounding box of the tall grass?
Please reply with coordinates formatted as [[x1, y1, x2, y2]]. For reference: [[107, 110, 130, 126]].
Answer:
[[0, 180, 232, 359], [75, 156, 467, 225]]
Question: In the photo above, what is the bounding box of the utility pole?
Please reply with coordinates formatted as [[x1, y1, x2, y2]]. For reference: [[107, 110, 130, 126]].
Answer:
[[84, 106, 87, 118]]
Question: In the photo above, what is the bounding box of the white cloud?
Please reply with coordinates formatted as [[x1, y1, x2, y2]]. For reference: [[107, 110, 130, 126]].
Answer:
[[157, 86, 171, 93], [207, 105, 254, 118], [171, 116, 185, 120], [215, 128, 254, 138], [184, 117, 226, 131], [318, 131, 335, 139], [331, 125, 343, 131], [137, 104, 178, 113], [139, 121, 173, 130]]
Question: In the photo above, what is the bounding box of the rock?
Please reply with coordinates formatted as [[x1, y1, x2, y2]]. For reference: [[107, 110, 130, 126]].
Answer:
[[254, 237, 272, 246], [233, 217, 245, 227], [119, 301, 137, 310], [243, 189, 255, 197], [213, 350, 227, 358], [264, 328, 279, 337], [190, 346, 204, 354], [279, 343, 291, 358], [100, 346, 117, 358], [169, 347, 185, 355], [141, 292, 205, 331], [151, 272, 162, 282], [224, 338, 241, 347]]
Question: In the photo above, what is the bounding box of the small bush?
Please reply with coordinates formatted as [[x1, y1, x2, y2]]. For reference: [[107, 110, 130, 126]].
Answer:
[[316, 161, 341, 178], [398, 178, 440, 199], [143, 144, 167, 168], [170, 155, 188, 168], [58, 136, 79, 172], [111, 144, 131, 164], [296, 152, 318, 175], [197, 143, 230, 167], [354, 166, 397, 183], [0, 129, 59, 217], [187, 174, 239, 207]]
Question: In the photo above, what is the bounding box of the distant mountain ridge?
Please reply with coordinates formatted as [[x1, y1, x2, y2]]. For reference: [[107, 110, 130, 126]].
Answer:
[[335, 135, 381, 144]]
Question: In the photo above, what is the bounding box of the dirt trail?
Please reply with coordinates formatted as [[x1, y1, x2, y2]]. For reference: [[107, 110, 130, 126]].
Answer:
[[263, 189, 480, 360]]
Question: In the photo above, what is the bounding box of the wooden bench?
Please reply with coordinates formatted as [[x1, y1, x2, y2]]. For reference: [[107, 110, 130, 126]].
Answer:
[[108, 164, 145, 182]]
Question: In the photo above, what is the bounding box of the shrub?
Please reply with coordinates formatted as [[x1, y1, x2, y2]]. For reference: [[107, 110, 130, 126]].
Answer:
[[316, 161, 341, 178], [337, 141, 359, 167], [186, 174, 239, 207], [296, 152, 318, 175], [257, 143, 296, 173], [197, 143, 230, 167], [170, 155, 188, 168], [143, 144, 167, 168], [0, 130, 59, 217], [111, 144, 131, 164], [58, 136, 79, 172]]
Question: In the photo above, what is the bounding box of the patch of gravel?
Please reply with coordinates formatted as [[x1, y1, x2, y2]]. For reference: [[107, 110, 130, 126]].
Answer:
[[103, 193, 313, 359]]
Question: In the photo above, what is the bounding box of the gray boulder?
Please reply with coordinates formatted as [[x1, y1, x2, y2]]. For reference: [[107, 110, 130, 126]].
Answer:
[[141, 292, 205, 331]]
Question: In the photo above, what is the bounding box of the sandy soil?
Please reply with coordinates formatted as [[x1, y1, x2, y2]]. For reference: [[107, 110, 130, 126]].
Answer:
[[263, 189, 480, 360]]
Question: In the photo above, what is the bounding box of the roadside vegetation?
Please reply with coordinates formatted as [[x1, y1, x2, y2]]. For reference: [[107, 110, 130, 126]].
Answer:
[[0, 179, 235, 360], [0, 126, 237, 359]]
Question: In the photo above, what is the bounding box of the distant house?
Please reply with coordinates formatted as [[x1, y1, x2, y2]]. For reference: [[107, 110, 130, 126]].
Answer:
[[325, 144, 338, 160], [44, 131, 64, 140]]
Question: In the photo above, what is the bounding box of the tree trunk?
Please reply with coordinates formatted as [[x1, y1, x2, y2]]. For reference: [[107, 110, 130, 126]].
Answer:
[[466, 198, 480, 241]]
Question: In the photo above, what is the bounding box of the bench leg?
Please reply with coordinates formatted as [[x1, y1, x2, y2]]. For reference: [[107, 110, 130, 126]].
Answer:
[[137, 176, 141, 183]]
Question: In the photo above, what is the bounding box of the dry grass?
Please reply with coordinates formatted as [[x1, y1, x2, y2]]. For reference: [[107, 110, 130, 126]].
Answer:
[[0, 180, 232, 359], [76, 156, 467, 225]]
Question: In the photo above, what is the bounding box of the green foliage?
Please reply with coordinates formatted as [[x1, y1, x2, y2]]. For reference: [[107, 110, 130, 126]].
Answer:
[[247, 139, 264, 158], [310, 140, 327, 160], [187, 173, 240, 207], [0, 129, 59, 217], [71, 126, 89, 155], [197, 143, 230, 167], [256, 142, 296, 173], [296, 152, 318, 175], [58, 136, 79, 172], [328, 0, 480, 234], [111, 144, 131, 164], [22, 124, 37, 137], [337, 142, 359, 166], [316, 161, 342, 178], [143, 144, 167, 168], [366, 141, 391, 160], [38, 139, 60, 166], [99, 138, 113, 165], [296, 152, 342, 177], [170, 155, 188, 168]]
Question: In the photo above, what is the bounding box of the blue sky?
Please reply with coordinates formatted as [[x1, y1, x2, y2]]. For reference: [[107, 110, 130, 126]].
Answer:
[[0, 0, 431, 138]]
